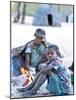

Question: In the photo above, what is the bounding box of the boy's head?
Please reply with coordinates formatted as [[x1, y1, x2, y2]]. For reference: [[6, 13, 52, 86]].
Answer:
[[47, 44, 62, 59], [34, 29, 46, 45]]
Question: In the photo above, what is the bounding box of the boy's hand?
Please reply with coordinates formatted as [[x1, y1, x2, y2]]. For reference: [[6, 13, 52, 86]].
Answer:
[[41, 66, 49, 74], [38, 63, 46, 71]]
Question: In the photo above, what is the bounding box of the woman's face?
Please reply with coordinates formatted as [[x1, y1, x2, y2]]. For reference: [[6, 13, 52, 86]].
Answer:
[[47, 49, 57, 59]]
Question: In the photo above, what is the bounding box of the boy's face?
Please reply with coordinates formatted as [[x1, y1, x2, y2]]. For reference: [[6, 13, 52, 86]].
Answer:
[[47, 49, 57, 59], [35, 36, 43, 45]]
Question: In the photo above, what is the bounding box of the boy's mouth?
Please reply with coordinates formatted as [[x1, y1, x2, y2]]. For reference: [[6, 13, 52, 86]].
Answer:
[[47, 54, 53, 59]]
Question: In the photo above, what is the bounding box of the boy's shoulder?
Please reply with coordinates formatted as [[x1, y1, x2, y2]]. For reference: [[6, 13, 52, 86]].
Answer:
[[45, 41, 52, 47], [26, 40, 34, 48]]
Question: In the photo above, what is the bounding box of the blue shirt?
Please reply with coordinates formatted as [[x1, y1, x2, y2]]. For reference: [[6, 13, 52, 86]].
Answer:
[[25, 42, 46, 69]]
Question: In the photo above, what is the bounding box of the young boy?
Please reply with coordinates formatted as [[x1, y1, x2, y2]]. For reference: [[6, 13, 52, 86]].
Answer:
[[17, 44, 72, 96]]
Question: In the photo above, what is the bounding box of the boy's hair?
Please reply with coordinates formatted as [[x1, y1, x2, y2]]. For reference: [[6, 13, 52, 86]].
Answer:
[[48, 44, 62, 58], [34, 28, 46, 38]]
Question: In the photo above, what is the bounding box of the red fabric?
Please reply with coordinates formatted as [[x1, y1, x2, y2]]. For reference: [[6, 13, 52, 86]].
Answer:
[[23, 79, 30, 86]]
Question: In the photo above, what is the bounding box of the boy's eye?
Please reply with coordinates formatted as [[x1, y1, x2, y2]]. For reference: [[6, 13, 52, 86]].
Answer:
[[48, 51, 54, 55]]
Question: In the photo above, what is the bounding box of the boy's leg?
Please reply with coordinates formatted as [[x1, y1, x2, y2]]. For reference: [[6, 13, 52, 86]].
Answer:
[[23, 73, 47, 95], [17, 71, 42, 92]]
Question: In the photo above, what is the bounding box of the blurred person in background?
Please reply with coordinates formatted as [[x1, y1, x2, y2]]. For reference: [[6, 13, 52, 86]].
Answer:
[[13, 2, 26, 24]]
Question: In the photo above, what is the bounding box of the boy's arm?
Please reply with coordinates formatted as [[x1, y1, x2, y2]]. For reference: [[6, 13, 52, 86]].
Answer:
[[38, 63, 47, 71], [19, 53, 31, 74], [24, 53, 31, 70], [48, 63, 59, 70], [41, 61, 60, 73], [24, 46, 32, 70]]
